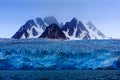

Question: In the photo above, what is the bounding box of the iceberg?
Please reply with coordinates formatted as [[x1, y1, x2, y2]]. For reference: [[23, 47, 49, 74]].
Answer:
[[0, 38, 120, 70]]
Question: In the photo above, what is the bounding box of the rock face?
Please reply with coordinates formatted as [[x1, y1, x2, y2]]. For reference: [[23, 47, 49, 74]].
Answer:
[[62, 18, 90, 40], [12, 19, 39, 39], [12, 16, 108, 40], [12, 16, 59, 39], [40, 24, 67, 39]]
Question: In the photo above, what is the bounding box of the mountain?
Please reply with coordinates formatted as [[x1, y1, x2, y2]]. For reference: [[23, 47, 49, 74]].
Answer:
[[12, 16, 59, 39], [62, 18, 107, 40], [62, 18, 90, 40], [44, 16, 59, 26], [86, 21, 107, 39], [40, 24, 67, 39], [12, 16, 108, 40]]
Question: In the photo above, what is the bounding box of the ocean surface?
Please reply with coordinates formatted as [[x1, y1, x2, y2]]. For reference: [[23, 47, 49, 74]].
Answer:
[[0, 70, 120, 80]]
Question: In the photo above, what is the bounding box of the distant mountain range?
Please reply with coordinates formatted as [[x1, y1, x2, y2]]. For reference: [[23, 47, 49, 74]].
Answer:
[[12, 16, 108, 40]]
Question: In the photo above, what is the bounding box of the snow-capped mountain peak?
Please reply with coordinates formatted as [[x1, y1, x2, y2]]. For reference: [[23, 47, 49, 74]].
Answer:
[[12, 19, 44, 39], [12, 16, 60, 39], [86, 21, 107, 39], [62, 18, 90, 40], [12, 17, 108, 40]]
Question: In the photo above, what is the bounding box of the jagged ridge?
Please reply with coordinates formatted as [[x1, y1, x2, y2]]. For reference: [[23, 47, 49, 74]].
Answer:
[[12, 16, 108, 40]]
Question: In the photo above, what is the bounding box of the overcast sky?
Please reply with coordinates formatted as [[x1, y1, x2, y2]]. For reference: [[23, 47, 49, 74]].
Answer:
[[0, 0, 120, 38]]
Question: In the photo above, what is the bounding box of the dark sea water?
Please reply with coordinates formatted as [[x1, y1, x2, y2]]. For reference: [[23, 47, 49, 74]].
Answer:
[[0, 70, 120, 80]]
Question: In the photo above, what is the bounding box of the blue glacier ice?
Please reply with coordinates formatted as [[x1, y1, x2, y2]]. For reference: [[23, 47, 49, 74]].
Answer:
[[0, 38, 120, 70]]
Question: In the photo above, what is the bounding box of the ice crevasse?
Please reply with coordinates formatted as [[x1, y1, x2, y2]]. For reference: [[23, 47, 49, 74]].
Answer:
[[0, 38, 120, 70]]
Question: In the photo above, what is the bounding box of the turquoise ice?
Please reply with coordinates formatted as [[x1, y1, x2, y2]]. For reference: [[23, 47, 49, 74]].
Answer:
[[0, 38, 120, 70]]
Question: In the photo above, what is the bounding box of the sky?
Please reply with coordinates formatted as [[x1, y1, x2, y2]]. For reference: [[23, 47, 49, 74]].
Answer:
[[0, 0, 120, 38]]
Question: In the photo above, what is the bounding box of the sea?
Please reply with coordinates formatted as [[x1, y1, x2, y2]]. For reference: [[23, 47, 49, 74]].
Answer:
[[0, 70, 120, 80]]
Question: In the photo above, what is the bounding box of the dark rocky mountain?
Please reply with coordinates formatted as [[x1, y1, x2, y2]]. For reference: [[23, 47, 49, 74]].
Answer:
[[40, 24, 67, 39]]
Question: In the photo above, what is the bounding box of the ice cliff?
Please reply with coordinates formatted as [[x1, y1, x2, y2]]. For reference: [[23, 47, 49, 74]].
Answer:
[[0, 38, 120, 70]]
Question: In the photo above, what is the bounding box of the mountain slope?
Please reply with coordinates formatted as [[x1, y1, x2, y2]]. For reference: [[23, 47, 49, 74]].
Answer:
[[44, 16, 59, 26], [62, 18, 90, 40], [12, 16, 108, 40], [86, 21, 107, 39], [12, 19, 42, 39], [12, 16, 59, 39], [40, 24, 67, 39], [62, 18, 107, 40]]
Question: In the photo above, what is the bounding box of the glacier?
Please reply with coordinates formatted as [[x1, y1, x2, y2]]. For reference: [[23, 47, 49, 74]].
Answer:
[[0, 38, 120, 70]]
